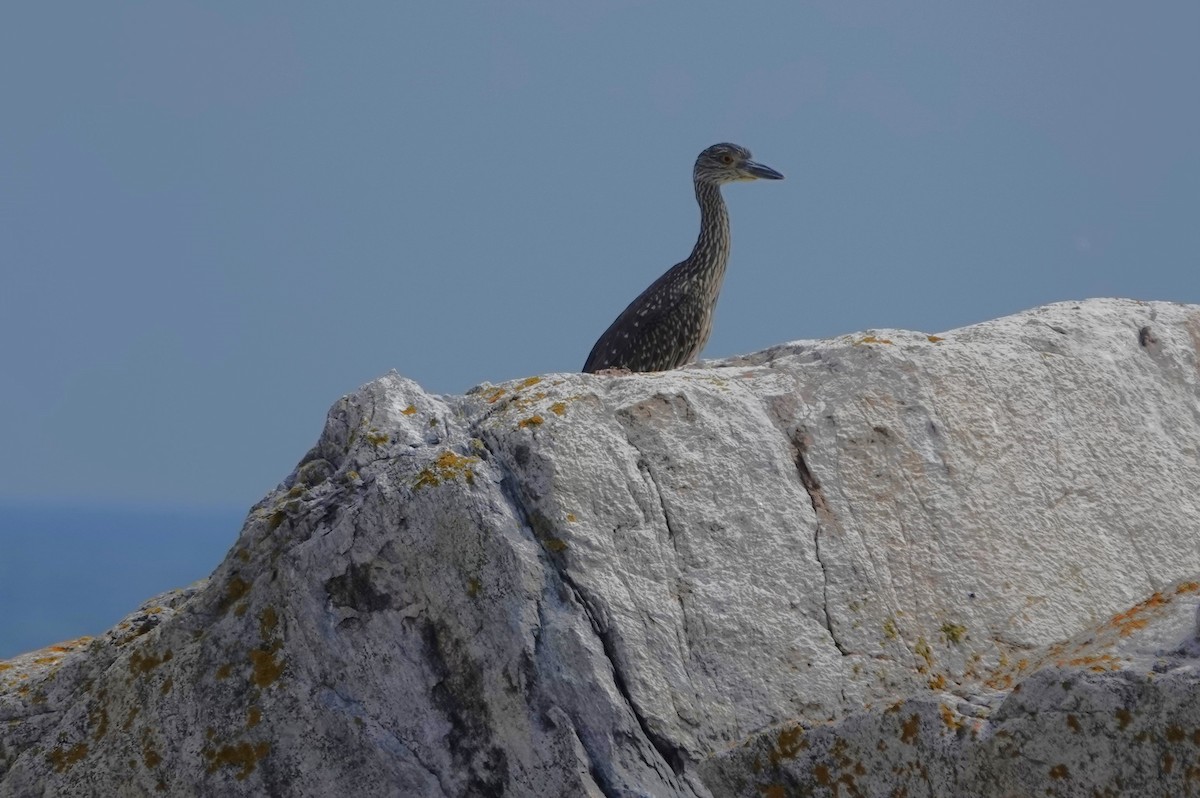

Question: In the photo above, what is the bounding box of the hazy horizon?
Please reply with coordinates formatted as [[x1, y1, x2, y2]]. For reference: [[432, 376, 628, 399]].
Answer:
[[0, 502, 243, 658]]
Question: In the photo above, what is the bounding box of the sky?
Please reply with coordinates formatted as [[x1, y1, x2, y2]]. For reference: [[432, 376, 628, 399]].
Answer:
[[2, 1, 1198, 513], [0, 503, 239, 657]]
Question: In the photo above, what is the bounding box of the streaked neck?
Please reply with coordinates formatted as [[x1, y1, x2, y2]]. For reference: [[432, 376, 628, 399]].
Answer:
[[690, 180, 731, 278]]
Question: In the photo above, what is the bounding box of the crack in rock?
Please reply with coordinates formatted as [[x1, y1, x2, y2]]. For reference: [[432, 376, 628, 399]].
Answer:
[[629, 448, 695, 672], [789, 429, 849, 657], [473, 432, 690, 791]]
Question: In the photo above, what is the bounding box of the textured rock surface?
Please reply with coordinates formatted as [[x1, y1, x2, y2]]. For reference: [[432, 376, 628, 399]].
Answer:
[[3, 298, 1199, 797]]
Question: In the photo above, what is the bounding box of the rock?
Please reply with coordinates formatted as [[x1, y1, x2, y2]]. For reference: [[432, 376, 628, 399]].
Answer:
[[3, 298, 1200, 797]]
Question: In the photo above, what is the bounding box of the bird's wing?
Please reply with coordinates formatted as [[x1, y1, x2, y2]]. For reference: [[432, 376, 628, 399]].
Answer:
[[582, 262, 693, 372]]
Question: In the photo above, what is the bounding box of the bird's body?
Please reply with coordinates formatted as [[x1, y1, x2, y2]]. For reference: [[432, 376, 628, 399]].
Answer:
[[582, 143, 783, 374]]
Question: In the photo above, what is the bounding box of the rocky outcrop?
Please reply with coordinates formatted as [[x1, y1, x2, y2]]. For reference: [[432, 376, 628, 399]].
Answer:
[[3, 298, 1200, 797]]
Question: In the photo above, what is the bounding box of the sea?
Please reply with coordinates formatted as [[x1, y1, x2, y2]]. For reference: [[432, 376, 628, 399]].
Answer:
[[0, 502, 246, 660]]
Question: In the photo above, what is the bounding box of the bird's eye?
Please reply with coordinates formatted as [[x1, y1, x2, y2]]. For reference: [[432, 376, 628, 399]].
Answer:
[[721, 154, 734, 164]]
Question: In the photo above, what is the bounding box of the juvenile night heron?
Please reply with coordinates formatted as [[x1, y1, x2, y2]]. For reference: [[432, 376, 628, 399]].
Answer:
[[582, 142, 783, 374]]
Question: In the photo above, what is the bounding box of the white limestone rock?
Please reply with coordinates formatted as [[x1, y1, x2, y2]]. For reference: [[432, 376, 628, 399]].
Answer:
[[2, 298, 1199, 797]]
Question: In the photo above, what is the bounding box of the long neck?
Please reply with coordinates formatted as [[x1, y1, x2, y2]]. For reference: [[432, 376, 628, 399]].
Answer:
[[687, 179, 731, 300]]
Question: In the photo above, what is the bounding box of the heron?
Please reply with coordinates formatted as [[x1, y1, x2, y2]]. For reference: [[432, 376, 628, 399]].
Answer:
[[582, 142, 783, 374]]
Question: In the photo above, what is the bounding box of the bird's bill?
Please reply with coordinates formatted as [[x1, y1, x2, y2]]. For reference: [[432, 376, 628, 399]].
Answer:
[[741, 160, 784, 181]]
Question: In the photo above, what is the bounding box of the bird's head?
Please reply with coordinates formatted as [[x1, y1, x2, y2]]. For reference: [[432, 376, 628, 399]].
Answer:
[[694, 143, 784, 185]]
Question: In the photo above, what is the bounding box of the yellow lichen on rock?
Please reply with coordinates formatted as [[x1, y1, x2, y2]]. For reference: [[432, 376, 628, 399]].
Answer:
[[413, 450, 480, 490]]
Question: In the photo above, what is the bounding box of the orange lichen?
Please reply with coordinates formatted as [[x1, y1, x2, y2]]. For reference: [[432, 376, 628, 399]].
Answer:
[[364, 430, 389, 446], [940, 623, 967, 644], [914, 638, 933, 672], [259, 606, 278, 641], [204, 741, 270, 781], [91, 704, 109, 740], [518, 415, 544, 429], [485, 388, 506, 403], [1061, 653, 1120, 670], [857, 335, 893, 345], [247, 706, 262, 728], [433, 450, 477, 474], [518, 376, 542, 389], [900, 714, 921, 744], [766, 726, 807, 765], [927, 335, 944, 343], [216, 663, 233, 680], [1119, 617, 1150, 637], [1107, 591, 1168, 637], [129, 648, 172, 675], [413, 450, 479, 490], [250, 644, 284, 688], [142, 733, 162, 769], [48, 638, 91, 653], [1049, 764, 1069, 779], [939, 704, 962, 731], [223, 576, 250, 612], [47, 743, 88, 772], [1116, 708, 1133, 729], [550, 402, 567, 416], [401, 404, 418, 416]]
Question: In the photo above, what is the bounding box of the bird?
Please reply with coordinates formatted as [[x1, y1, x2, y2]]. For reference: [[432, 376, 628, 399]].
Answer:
[[582, 142, 783, 374]]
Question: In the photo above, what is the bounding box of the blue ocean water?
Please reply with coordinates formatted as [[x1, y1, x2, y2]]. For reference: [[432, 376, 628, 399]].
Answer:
[[0, 502, 245, 659]]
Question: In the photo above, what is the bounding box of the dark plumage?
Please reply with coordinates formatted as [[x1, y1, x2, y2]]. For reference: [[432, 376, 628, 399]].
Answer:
[[582, 143, 783, 374]]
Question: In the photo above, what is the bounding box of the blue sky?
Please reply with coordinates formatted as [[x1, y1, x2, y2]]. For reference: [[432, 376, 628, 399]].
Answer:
[[2, 1, 1198, 510]]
